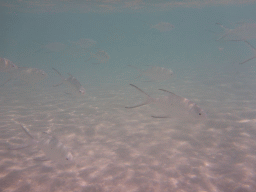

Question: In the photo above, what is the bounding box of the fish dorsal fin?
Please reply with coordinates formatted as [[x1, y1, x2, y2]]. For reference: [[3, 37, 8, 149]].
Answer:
[[158, 89, 184, 101], [130, 84, 151, 97], [52, 68, 62, 77], [125, 84, 154, 109]]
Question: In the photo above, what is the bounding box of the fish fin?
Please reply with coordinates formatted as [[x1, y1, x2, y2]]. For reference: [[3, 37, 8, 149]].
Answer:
[[52, 68, 65, 86], [129, 84, 151, 97], [151, 115, 170, 118], [8, 143, 31, 150], [125, 102, 149, 109], [52, 68, 62, 77], [20, 124, 34, 140], [125, 84, 153, 108], [244, 40, 256, 50], [215, 23, 230, 41], [239, 56, 256, 64], [158, 89, 183, 100]]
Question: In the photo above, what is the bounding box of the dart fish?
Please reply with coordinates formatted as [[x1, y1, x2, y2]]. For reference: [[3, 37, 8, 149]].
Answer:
[[52, 68, 85, 94], [10, 124, 74, 164], [126, 84, 207, 119]]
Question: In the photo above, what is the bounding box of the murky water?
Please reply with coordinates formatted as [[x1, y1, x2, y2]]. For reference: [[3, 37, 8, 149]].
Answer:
[[0, 1, 256, 192]]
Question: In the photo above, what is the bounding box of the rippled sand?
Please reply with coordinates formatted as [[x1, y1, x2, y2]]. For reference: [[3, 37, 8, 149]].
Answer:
[[0, 68, 256, 192]]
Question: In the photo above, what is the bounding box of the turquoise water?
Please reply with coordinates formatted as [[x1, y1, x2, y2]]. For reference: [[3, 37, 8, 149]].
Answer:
[[1, 1, 256, 191]]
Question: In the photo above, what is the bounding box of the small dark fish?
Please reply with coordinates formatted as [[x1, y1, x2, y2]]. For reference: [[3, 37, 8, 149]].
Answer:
[[9, 124, 74, 164], [52, 68, 85, 94], [239, 41, 256, 64], [126, 84, 207, 119]]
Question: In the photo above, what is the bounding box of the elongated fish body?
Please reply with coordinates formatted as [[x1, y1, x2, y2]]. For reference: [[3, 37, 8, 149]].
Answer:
[[19, 124, 74, 164], [52, 68, 85, 94], [126, 84, 207, 119]]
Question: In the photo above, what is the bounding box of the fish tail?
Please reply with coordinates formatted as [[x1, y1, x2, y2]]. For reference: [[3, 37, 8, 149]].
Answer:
[[125, 84, 154, 108], [52, 68, 65, 86]]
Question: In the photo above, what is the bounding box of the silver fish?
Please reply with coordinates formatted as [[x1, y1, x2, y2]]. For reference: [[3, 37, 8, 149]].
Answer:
[[52, 68, 85, 94], [151, 22, 174, 32], [216, 22, 256, 41], [128, 65, 173, 82], [85, 49, 109, 64], [10, 124, 74, 165], [0, 57, 19, 73], [126, 84, 207, 119], [0, 58, 47, 86]]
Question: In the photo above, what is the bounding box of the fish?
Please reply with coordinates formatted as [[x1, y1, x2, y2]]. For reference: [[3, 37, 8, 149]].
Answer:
[[17, 67, 47, 85], [239, 41, 256, 64], [151, 22, 174, 32], [34, 42, 67, 54], [85, 49, 109, 64], [52, 68, 85, 94], [0, 58, 47, 86], [216, 22, 256, 41], [10, 124, 74, 165], [128, 65, 173, 82], [69, 38, 97, 49], [125, 84, 207, 119]]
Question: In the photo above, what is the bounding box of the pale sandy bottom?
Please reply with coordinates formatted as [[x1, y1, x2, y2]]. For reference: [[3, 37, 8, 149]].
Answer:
[[0, 67, 256, 192]]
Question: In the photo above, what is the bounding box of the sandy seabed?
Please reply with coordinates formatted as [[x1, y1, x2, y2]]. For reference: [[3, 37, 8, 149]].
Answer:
[[0, 67, 256, 192]]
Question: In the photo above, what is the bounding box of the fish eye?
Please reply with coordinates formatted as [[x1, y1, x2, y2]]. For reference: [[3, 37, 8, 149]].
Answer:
[[199, 113, 201, 115]]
